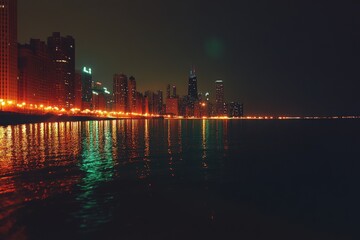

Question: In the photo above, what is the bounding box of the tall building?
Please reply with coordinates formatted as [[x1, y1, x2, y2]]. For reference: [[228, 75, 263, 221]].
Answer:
[[166, 84, 171, 99], [144, 90, 154, 114], [229, 102, 244, 117], [113, 73, 128, 112], [18, 39, 56, 106], [47, 32, 75, 109], [188, 67, 198, 101], [157, 90, 163, 114], [144, 95, 149, 114], [179, 95, 194, 116], [92, 82, 110, 111], [204, 92, 213, 116], [172, 85, 177, 98], [0, 0, 18, 101], [81, 67, 92, 109], [136, 92, 144, 114], [215, 80, 224, 115], [74, 71, 82, 109], [127, 76, 136, 113]]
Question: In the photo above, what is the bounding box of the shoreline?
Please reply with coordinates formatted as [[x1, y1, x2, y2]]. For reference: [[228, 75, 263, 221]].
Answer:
[[0, 111, 163, 126], [1, 111, 359, 126]]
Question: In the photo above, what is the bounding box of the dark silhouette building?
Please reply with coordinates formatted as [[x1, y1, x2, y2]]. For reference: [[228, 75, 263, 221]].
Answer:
[[92, 82, 111, 111], [128, 76, 136, 113], [47, 32, 75, 109], [157, 90, 163, 114], [0, 0, 18, 101], [229, 102, 244, 117], [166, 84, 171, 99], [215, 80, 225, 115], [172, 85, 177, 98], [113, 73, 128, 112], [18, 39, 56, 106], [188, 67, 198, 101], [136, 92, 144, 114], [81, 67, 92, 109], [74, 71, 82, 109]]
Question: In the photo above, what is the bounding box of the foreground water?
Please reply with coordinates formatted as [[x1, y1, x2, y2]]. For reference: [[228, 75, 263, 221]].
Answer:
[[0, 119, 359, 239]]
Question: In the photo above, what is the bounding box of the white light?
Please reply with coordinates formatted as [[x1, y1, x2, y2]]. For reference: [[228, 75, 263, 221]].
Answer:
[[83, 67, 92, 74]]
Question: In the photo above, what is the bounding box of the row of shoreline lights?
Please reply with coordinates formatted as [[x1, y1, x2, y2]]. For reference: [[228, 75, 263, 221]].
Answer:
[[0, 99, 238, 118], [1, 99, 359, 120], [0, 99, 162, 117]]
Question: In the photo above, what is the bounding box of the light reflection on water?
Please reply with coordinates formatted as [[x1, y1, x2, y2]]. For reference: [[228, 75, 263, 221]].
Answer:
[[0, 119, 226, 236]]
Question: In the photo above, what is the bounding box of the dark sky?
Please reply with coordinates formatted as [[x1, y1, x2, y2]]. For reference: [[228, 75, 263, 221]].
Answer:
[[18, 0, 359, 116]]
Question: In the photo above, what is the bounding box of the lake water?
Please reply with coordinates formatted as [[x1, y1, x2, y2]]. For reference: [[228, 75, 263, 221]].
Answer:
[[0, 119, 359, 239]]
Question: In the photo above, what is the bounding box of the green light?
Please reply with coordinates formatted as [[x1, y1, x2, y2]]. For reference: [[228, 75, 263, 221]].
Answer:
[[204, 37, 225, 59], [83, 67, 92, 75]]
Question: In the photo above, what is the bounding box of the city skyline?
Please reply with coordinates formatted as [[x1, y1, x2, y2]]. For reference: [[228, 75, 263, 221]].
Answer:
[[2, 0, 244, 117], [12, 1, 360, 115]]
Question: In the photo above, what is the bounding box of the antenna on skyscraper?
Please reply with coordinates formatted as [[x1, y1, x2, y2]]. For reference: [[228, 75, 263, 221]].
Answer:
[[190, 65, 196, 76]]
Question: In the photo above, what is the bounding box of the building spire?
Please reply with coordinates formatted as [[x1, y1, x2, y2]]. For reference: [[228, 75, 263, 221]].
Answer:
[[190, 65, 196, 77]]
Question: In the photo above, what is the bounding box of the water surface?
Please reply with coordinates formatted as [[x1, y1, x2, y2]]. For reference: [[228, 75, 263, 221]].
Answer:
[[0, 119, 359, 239]]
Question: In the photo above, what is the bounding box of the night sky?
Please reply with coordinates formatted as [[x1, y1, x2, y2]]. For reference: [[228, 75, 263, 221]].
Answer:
[[18, 0, 359, 116]]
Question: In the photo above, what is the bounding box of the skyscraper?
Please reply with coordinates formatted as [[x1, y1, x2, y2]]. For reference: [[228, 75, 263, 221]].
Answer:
[[74, 71, 82, 109], [136, 92, 144, 114], [92, 82, 109, 111], [81, 67, 92, 109], [157, 90, 163, 114], [18, 39, 56, 106], [215, 80, 224, 115], [229, 102, 243, 117], [113, 73, 128, 112], [166, 84, 171, 99], [127, 76, 136, 113], [0, 0, 18, 101], [172, 85, 177, 98], [188, 67, 198, 101], [47, 32, 75, 109]]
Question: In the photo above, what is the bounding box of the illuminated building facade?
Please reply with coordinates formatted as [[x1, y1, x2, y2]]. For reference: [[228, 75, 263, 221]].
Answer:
[[166, 97, 179, 116], [127, 76, 136, 113], [47, 32, 75, 108], [113, 73, 128, 112], [81, 67, 92, 109], [0, 0, 18, 101], [215, 80, 224, 115], [18, 39, 56, 105]]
